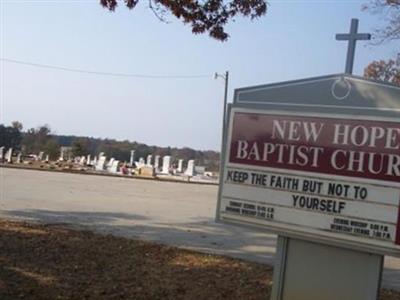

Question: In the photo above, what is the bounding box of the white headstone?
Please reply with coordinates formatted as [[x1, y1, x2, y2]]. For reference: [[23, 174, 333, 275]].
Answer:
[[185, 160, 195, 176], [59, 148, 64, 161], [177, 159, 184, 173], [92, 156, 97, 166], [108, 158, 115, 168], [79, 156, 86, 166], [138, 157, 145, 166], [45, 154, 49, 163], [38, 151, 44, 161], [5, 148, 13, 163], [109, 160, 119, 173], [162, 156, 171, 174], [0, 147, 4, 160], [194, 166, 206, 175], [96, 155, 107, 171], [154, 155, 160, 171], [16, 153, 22, 163], [86, 155, 91, 165], [146, 155, 152, 166], [130, 150, 135, 166]]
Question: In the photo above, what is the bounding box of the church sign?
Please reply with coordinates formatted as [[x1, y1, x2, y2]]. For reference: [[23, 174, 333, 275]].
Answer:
[[219, 107, 400, 254], [216, 18, 400, 300]]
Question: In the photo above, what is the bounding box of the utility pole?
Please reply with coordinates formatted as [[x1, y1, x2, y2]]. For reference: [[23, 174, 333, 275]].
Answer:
[[215, 71, 229, 217], [215, 71, 229, 136]]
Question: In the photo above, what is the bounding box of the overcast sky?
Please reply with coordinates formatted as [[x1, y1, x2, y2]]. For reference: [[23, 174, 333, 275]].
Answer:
[[0, 0, 397, 151]]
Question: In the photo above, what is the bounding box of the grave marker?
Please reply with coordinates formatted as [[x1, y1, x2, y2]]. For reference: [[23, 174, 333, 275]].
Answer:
[[154, 155, 160, 171], [162, 156, 171, 174], [0, 147, 4, 161], [38, 151, 44, 161], [129, 150, 135, 166], [5, 148, 12, 163], [138, 157, 145, 167], [177, 159, 183, 173], [146, 155, 152, 166], [185, 160, 195, 176], [108, 158, 115, 169], [96, 155, 106, 171], [79, 156, 86, 166], [110, 160, 119, 173]]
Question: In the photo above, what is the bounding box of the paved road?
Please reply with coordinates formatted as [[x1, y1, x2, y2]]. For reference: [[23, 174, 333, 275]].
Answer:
[[1, 167, 400, 290]]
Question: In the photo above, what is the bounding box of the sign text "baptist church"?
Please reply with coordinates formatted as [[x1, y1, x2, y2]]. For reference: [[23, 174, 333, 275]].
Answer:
[[230, 112, 400, 183]]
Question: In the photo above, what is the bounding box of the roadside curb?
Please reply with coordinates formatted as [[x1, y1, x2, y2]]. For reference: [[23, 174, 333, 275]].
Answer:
[[0, 164, 218, 186]]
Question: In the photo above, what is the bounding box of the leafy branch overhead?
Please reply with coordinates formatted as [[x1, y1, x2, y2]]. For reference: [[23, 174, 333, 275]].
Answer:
[[364, 54, 400, 85], [362, 0, 400, 44], [363, 0, 400, 85], [100, 0, 268, 41]]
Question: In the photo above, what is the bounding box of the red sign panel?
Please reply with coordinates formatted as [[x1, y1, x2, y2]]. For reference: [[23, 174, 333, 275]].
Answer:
[[229, 112, 400, 184]]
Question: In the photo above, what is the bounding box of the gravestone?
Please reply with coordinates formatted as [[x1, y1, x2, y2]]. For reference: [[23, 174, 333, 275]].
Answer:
[[0, 147, 4, 161], [16, 153, 22, 163], [138, 165, 155, 177], [154, 155, 160, 171], [107, 158, 115, 168], [38, 151, 44, 161], [194, 166, 205, 175], [45, 155, 49, 163], [138, 157, 145, 167], [59, 146, 73, 161], [59, 148, 65, 161], [177, 159, 184, 173], [86, 155, 91, 165], [185, 160, 195, 176], [96, 155, 106, 171], [5, 148, 13, 163], [129, 150, 135, 166], [162, 156, 171, 174], [109, 160, 119, 173], [92, 156, 97, 166], [146, 155, 152, 166], [79, 156, 86, 166]]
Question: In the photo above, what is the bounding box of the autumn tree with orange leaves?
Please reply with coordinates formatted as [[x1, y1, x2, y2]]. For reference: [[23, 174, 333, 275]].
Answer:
[[100, 0, 267, 41], [363, 0, 400, 85]]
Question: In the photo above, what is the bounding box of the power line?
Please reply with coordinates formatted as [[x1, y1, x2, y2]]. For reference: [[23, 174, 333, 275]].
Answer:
[[0, 58, 212, 79]]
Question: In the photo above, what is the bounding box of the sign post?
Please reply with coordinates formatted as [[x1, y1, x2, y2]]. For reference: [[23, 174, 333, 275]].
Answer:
[[216, 74, 400, 299]]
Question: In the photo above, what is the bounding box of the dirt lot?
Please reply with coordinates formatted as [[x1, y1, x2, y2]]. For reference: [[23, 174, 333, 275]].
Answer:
[[0, 220, 399, 300]]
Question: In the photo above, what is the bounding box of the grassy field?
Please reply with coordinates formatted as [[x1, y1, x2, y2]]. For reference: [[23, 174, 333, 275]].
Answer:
[[0, 220, 399, 300]]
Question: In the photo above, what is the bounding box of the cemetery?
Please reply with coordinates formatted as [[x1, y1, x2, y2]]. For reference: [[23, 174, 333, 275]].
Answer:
[[0, 145, 218, 185]]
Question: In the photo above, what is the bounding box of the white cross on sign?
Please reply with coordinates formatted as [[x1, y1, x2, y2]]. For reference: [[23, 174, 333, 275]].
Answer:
[[336, 18, 371, 74]]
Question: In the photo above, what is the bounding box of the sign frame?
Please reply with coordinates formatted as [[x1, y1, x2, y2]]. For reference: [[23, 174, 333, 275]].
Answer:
[[216, 74, 400, 257]]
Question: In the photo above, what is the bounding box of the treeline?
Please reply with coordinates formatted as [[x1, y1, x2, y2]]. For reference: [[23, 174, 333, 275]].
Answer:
[[0, 122, 220, 171]]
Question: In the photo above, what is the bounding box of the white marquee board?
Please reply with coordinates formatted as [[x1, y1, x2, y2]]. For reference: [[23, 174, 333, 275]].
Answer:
[[217, 75, 400, 256]]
